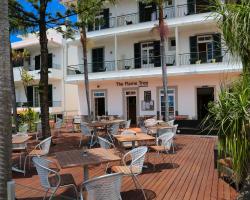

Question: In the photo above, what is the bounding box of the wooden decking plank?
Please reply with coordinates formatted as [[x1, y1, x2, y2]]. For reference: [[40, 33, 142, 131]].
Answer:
[[150, 136, 202, 200], [174, 137, 212, 200], [162, 137, 210, 200]]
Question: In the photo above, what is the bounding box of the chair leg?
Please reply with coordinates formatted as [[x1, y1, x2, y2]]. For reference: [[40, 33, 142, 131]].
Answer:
[[79, 135, 82, 148], [49, 188, 58, 200], [23, 155, 29, 176], [132, 175, 147, 200], [43, 189, 49, 200]]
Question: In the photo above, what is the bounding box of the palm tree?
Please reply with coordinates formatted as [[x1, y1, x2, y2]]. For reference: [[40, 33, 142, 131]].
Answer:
[[67, 0, 116, 121], [0, 0, 13, 198], [141, 0, 169, 121]]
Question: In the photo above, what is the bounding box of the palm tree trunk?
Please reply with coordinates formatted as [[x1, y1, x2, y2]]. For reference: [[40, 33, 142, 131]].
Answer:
[[39, 0, 51, 138], [0, 0, 13, 198], [10, 45, 18, 134], [159, 3, 169, 122], [80, 26, 91, 121]]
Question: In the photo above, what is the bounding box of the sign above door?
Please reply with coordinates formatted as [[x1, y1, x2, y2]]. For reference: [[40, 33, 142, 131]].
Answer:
[[116, 81, 148, 87]]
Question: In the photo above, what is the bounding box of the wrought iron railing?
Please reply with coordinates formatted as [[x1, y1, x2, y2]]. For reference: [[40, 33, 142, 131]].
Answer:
[[67, 55, 176, 75], [16, 101, 62, 108]]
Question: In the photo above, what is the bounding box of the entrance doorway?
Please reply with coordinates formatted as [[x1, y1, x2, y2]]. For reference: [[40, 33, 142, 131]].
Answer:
[[125, 90, 137, 126], [197, 87, 214, 120], [93, 91, 106, 118]]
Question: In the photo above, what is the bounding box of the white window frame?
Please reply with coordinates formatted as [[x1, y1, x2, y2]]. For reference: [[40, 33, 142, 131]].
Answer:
[[159, 88, 176, 117]]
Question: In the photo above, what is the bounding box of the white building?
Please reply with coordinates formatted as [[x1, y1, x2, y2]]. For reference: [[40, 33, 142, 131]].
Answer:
[[64, 0, 241, 125], [12, 29, 79, 118], [12, 0, 242, 125]]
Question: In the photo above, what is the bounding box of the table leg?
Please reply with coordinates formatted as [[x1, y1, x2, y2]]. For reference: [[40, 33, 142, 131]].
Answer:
[[132, 141, 135, 149], [83, 165, 89, 181]]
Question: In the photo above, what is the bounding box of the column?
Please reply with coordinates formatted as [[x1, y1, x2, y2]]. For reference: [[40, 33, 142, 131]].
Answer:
[[175, 26, 179, 67], [114, 34, 118, 71]]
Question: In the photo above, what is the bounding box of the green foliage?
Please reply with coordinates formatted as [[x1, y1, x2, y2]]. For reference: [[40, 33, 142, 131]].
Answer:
[[19, 108, 39, 132], [211, 0, 250, 70], [204, 73, 250, 184]]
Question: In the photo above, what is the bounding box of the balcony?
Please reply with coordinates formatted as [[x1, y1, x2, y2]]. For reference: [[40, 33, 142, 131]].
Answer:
[[16, 101, 62, 108], [67, 55, 176, 75], [87, 2, 211, 32], [13, 64, 63, 82]]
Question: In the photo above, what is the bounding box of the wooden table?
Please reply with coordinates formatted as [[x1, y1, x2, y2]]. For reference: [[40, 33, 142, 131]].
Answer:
[[56, 148, 121, 181], [114, 133, 155, 149], [12, 135, 32, 173]]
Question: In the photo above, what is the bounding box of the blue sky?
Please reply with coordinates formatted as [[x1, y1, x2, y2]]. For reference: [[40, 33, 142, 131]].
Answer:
[[11, 0, 74, 42]]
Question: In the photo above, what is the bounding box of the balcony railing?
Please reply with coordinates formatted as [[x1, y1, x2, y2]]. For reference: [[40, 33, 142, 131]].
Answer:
[[66, 50, 240, 76], [14, 63, 61, 71], [16, 101, 62, 108], [87, 3, 211, 32], [67, 55, 176, 75], [178, 50, 234, 65]]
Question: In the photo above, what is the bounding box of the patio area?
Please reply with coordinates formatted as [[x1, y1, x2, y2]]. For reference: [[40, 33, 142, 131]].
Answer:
[[13, 128, 237, 200]]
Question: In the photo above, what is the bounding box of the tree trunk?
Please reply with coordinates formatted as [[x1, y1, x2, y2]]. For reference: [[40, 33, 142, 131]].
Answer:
[[39, 0, 51, 138], [80, 26, 91, 121], [10, 45, 18, 134], [0, 0, 13, 199], [159, 3, 169, 122]]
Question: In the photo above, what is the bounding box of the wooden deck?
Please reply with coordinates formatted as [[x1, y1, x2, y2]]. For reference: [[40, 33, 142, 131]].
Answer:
[[13, 129, 237, 200]]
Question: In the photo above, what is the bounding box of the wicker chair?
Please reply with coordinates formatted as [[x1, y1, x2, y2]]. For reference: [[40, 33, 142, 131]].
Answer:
[[79, 123, 94, 148], [124, 119, 131, 130], [112, 146, 148, 200], [33, 157, 78, 200], [80, 173, 123, 200], [23, 136, 52, 175], [120, 130, 138, 148], [19, 123, 29, 133], [54, 119, 63, 137], [149, 132, 174, 170]]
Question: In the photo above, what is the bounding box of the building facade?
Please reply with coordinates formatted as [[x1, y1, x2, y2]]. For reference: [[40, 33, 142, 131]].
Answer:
[[64, 0, 241, 125], [12, 29, 79, 118], [12, 0, 242, 124]]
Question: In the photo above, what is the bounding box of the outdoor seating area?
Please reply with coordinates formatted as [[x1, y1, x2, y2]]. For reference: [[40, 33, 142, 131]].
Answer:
[[12, 117, 238, 200]]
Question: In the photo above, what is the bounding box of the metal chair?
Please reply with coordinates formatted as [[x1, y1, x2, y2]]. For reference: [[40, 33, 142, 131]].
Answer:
[[108, 123, 120, 144], [167, 120, 175, 126], [112, 146, 148, 200], [124, 119, 131, 130], [36, 121, 42, 141], [54, 119, 63, 137], [80, 173, 123, 200], [19, 123, 28, 133], [33, 157, 78, 200], [149, 132, 174, 170], [23, 136, 52, 175], [79, 123, 94, 148], [120, 130, 137, 148]]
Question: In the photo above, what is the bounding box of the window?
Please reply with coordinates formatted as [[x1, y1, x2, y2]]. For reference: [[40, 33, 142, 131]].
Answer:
[[144, 91, 151, 102], [160, 88, 175, 119], [168, 38, 176, 51], [125, 91, 136, 96], [141, 42, 154, 67], [94, 92, 105, 97]]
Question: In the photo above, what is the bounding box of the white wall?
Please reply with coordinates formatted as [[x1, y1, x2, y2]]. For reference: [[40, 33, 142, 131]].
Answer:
[[76, 72, 239, 119]]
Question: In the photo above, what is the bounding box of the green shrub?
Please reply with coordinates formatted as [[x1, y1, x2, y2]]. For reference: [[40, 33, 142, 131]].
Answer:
[[19, 108, 39, 132]]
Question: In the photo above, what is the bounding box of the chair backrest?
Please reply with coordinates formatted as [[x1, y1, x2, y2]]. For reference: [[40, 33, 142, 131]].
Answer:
[[140, 125, 148, 134], [121, 130, 136, 147], [144, 118, 157, 127], [33, 157, 60, 189], [37, 122, 42, 132], [124, 146, 148, 174], [98, 137, 113, 149], [110, 123, 120, 136], [39, 137, 52, 155], [81, 173, 123, 200], [158, 132, 174, 150], [173, 124, 178, 136], [81, 123, 92, 136], [167, 120, 175, 126], [55, 120, 62, 129], [19, 123, 28, 133], [124, 120, 131, 129]]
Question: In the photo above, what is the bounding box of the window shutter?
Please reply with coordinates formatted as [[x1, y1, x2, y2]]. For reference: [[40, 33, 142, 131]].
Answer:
[[27, 86, 33, 107], [48, 53, 52, 68], [134, 43, 141, 69], [213, 33, 222, 62], [187, 0, 195, 15], [102, 8, 109, 29], [48, 85, 53, 107], [189, 36, 198, 64], [139, 2, 145, 22], [35, 55, 40, 70], [153, 41, 161, 67]]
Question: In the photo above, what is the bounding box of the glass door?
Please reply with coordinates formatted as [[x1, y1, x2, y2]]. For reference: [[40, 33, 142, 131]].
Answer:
[[33, 86, 40, 107], [141, 42, 154, 68], [160, 89, 175, 120]]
